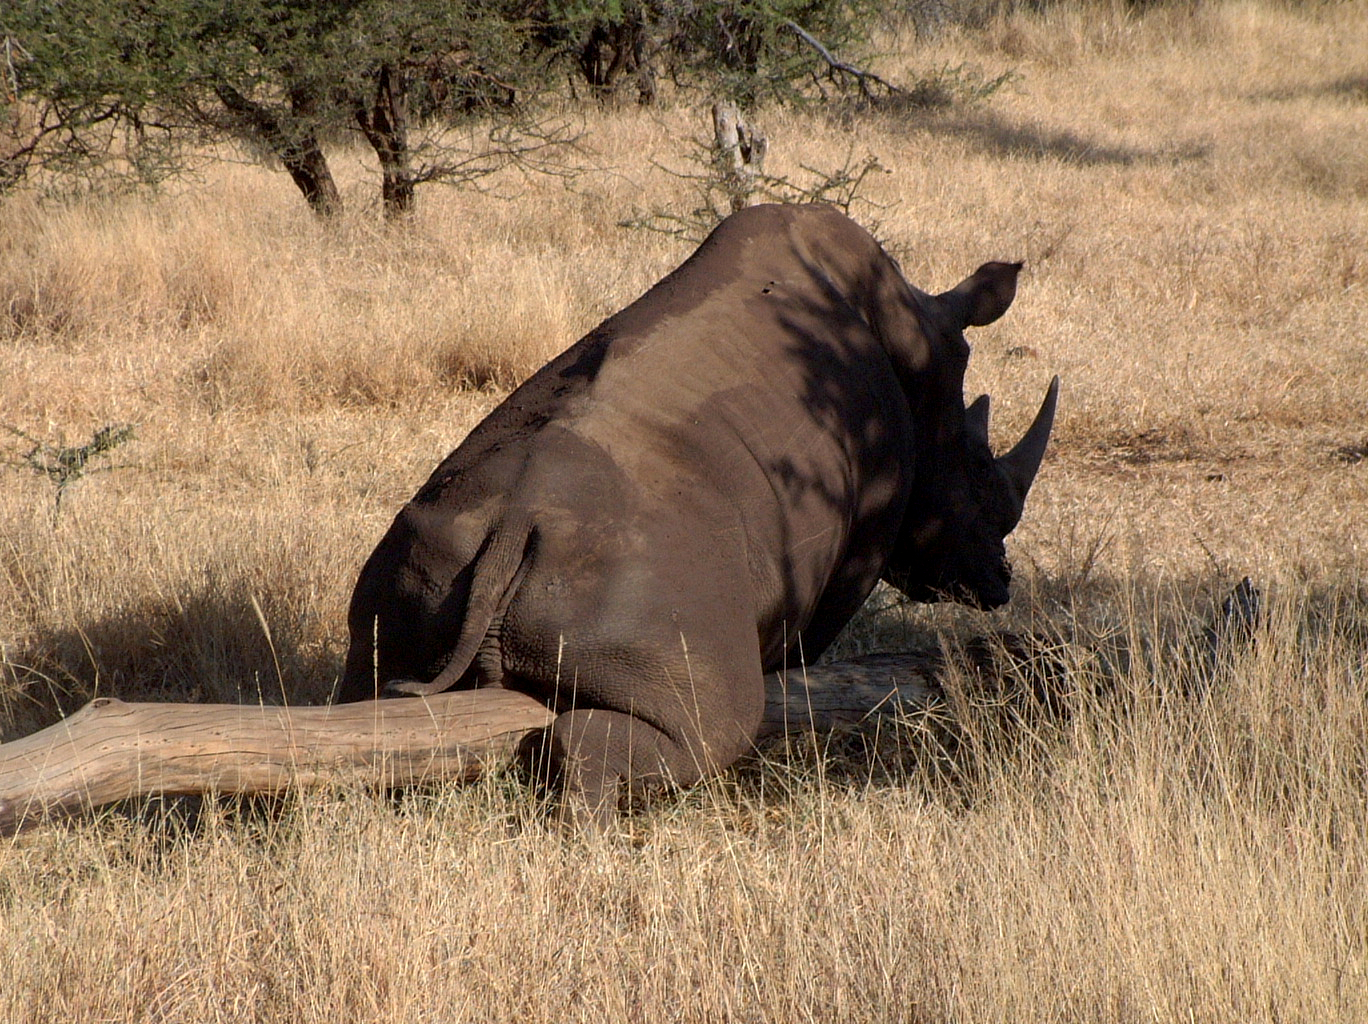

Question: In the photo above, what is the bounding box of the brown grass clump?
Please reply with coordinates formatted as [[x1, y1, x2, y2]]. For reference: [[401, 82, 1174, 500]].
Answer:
[[1, 3, 1366, 1020]]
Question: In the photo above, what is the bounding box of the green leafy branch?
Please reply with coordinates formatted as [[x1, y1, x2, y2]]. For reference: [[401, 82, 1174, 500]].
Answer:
[[3, 423, 137, 516], [620, 103, 892, 243]]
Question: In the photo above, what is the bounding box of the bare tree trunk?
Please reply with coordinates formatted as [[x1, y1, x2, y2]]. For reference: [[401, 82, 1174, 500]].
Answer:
[[214, 83, 342, 217], [356, 63, 415, 220], [0, 655, 940, 835], [282, 142, 343, 217], [712, 101, 767, 212], [578, 15, 653, 104]]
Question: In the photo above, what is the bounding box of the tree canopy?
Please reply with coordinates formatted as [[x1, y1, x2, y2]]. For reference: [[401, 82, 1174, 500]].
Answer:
[[2, 0, 881, 215]]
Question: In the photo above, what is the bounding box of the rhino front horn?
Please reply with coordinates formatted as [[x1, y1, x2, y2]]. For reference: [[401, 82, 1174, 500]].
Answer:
[[998, 376, 1059, 514]]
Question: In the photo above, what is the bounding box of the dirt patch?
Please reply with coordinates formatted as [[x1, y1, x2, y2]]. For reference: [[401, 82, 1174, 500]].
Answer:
[[1090, 427, 1249, 468]]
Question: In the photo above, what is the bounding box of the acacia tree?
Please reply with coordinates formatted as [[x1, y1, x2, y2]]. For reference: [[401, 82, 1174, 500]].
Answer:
[[536, 0, 882, 106], [1, 2, 191, 195], [3, 0, 888, 214], [1, 0, 573, 218], [335, 2, 579, 219]]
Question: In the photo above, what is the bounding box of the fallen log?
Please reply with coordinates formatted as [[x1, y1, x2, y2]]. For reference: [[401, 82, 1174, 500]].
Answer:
[[0, 577, 1262, 835], [0, 654, 941, 835]]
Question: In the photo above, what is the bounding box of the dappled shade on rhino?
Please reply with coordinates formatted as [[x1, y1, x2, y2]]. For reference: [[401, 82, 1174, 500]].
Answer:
[[339, 203, 1058, 827]]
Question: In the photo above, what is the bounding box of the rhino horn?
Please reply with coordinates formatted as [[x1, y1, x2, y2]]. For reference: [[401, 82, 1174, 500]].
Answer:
[[965, 394, 991, 445], [997, 376, 1059, 515]]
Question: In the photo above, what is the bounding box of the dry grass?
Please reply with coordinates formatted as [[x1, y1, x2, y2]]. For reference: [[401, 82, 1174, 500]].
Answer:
[[1, 2, 1366, 1019]]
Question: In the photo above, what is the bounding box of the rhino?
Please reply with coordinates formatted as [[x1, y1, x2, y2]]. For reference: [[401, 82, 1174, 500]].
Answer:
[[338, 203, 1057, 826]]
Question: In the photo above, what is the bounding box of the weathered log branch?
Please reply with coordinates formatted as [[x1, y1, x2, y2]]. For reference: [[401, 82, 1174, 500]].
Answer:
[[0, 575, 1261, 836], [0, 655, 940, 835]]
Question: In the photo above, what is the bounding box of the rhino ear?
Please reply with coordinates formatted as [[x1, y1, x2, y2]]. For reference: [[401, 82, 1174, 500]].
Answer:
[[940, 261, 1023, 328]]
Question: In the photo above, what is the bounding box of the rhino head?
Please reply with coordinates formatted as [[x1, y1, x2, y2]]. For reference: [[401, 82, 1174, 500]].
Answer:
[[885, 261, 1058, 609]]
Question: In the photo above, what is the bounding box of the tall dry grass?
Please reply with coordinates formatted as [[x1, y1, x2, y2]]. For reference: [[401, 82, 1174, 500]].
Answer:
[[1, 2, 1366, 1020]]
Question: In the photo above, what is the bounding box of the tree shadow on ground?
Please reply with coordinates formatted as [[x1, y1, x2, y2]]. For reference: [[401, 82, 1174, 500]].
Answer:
[[1328, 75, 1368, 103], [885, 106, 1211, 167], [1249, 74, 1368, 105], [714, 571, 1286, 819], [2, 579, 340, 742]]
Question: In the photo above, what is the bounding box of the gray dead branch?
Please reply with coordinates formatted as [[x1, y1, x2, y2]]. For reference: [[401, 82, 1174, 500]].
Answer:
[[711, 100, 767, 212], [0, 579, 1261, 835], [0, 655, 940, 835]]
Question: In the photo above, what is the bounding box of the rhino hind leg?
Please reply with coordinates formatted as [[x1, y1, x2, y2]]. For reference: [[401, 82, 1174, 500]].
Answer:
[[556, 646, 765, 829], [523, 704, 753, 831], [505, 523, 767, 828]]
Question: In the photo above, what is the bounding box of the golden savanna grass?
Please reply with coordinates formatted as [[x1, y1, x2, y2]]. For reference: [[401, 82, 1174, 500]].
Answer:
[[2, 2, 1366, 1019]]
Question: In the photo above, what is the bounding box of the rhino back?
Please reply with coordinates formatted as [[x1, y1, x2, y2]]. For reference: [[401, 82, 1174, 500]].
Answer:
[[399, 204, 920, 673]]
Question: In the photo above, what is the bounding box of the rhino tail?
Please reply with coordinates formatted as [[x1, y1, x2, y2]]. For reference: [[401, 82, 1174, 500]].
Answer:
[[388, 521, 534, 698]]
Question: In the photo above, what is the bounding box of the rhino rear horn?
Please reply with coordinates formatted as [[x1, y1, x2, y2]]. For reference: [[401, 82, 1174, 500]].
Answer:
[[966, 394, 991, 445], [997, 376, 1059, 515]]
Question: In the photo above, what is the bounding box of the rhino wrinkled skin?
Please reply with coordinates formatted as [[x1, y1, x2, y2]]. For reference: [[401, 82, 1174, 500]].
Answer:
[[339, 203, 1058, 826]]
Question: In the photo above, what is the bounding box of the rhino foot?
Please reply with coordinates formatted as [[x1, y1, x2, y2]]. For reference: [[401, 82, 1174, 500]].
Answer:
[[519, 708, 723, 833]]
